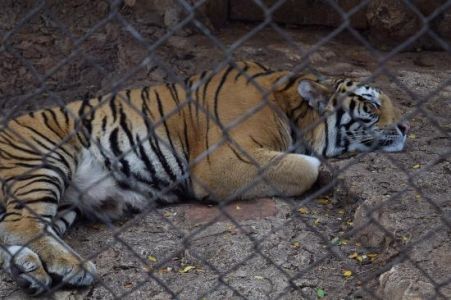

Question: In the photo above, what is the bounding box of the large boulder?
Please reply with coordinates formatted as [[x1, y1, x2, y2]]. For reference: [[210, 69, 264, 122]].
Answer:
[[366, 0, 450, 50]]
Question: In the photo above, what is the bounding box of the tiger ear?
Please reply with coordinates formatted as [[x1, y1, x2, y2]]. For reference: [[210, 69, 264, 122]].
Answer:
[[297, 80, 328, 114]]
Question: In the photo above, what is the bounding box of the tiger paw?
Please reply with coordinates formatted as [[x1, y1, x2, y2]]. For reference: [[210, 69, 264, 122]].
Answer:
[[2, 246, 52, 296], [2, 242, 96, 295], [45, 254, 96, 288]]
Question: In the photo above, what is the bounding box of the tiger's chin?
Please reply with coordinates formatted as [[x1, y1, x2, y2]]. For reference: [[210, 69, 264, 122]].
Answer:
[[345, 134, 407, 155], [378, 135, 407, 152]]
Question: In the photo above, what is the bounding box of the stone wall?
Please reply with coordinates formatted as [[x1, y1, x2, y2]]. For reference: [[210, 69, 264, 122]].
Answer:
[[226, 0, 451, 50]]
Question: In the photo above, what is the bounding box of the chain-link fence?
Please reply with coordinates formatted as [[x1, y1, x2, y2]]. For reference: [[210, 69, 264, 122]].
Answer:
[[0, 0, 450, 299]]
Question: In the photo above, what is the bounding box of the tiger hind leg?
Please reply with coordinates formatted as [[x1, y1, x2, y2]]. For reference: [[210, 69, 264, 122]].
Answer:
[[52, 204, 80, 237]]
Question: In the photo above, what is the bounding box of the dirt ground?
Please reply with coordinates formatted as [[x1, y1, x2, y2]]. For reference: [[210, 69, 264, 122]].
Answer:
[[0, 2, 450, 300]]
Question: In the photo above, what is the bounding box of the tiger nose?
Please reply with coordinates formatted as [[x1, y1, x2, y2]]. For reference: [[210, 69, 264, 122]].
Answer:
[[397, 122, 410, 135]]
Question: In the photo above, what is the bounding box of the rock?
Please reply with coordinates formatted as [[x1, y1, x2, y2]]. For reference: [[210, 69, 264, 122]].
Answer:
[[436, 9, 451, 44], [352, 196, 391, 248], [366, 0, 449, 50], [163, 7, 182, 28], [366, 0, 421, 50], [378, 264, 439, 300], [230, 0, 367, 29]]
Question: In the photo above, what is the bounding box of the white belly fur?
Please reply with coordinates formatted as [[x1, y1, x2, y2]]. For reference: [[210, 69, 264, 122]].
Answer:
[[63, 149, 149, 221]]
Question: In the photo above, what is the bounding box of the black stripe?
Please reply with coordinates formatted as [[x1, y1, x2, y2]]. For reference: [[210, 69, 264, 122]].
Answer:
[[235, 62, 249, 81], [349, 100, 356, 118], [136, 134, 168, 188], [149, 132, 177, 181], [125, 89, 131, 103], [182, 119, 191, 161], [322, 119, 329, 157], [17, 122, 73, 159], [0, 212, 21, 221], [59, 107, 69, 127], [29, 137, 73, 177], [196, 71, 208, 124], [15, 188, 58, 199], [335, 109, 345, 148], [119, 104, 138, 156], [250, 136, 264, 148], [109, 128, 131, 177], [184, 79, 194, 118], [246, 70, 275, 84], [166, 84, 180, 108], [0, 138, 40, 157], [101, 116, 107, 132], [95, 137, 111, 171], [228, 145, 252, 165], [141, 87, 155, 120], [202, 71, 217, 164], [43, 109, 64, 139], [58, 216, 70, 229], [287, 102, 305, 119], [10, 196, 58, 206], [0, 148, 41, 162], [14, 162, 69, 188], [278, 76, 298, 92], [109, 95, 118, 123], [253, 62, 269, 71], [139, 103, 172, 185], [154, 91, 184, 174], [14, 176, 63, 196], [214, 66, 234, 126]]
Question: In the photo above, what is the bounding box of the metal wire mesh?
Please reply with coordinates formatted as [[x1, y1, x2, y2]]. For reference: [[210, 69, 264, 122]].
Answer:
[[0, 0, 450, 299]]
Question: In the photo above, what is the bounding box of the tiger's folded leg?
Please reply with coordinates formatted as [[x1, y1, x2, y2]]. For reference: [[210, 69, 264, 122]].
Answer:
[[0, 244, 51, 295], [0, 213, 96, 294], [192, 147, 321, 200], [0, 175, 95, 294], [51, 204, 80, 237]]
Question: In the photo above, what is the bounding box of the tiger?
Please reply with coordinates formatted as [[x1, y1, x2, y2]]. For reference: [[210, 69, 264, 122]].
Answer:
[[0, 61, 409, 295]]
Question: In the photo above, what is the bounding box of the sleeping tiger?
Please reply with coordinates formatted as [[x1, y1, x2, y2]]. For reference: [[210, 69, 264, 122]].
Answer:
[[0, 61, 408, 294]]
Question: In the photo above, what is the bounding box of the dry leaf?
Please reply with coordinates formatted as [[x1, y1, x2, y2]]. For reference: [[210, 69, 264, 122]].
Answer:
[[254, 275, 264, 280], [356, 255, 367, 263], [342, 270, 353, 278], [409, 133, 416, 139], [179, 265, 195, 273], [124, 282, 133, 288], [314, 218, 321, 225], [412, 164, 421, 169], [367, 253, 378, 261], [235, 205, 241, 210], [316, 198, 330, 205], [298, 207, 309, 214], [348, 252, 358, 259], [147, 255, 157, 262], [291, 241, 301, 249]]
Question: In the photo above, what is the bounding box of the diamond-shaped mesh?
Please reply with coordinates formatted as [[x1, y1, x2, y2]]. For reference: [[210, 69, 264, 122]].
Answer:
[[0, 0, 450, 299]]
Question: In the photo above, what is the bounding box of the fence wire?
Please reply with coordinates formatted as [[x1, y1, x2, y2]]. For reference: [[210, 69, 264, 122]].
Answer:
[[0, 0, 450, 299]]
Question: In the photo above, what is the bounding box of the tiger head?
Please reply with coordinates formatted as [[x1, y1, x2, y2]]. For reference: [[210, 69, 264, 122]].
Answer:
[[296, 78, 409, 157]]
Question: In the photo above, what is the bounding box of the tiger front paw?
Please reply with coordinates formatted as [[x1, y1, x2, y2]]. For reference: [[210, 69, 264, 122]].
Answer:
[[44, 251, 96, 288], [2, 241, 96, 295], [2, 246, 52, 296]]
